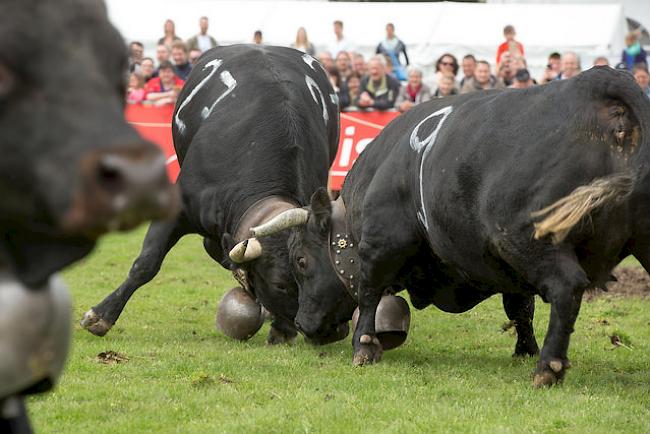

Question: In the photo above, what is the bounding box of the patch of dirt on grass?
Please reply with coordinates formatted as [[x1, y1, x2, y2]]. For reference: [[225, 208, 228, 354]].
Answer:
[[96, 351, 129, 364], [585, 267, 650, 301]]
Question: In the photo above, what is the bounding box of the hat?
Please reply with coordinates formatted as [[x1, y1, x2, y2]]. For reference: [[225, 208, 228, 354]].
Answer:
[[615, 62, 628, 70], [515, 68, 530, 82]]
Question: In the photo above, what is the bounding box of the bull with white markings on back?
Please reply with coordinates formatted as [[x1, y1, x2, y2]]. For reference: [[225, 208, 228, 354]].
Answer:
[[255, 66, 650, 386], [81, 45, 341, 345]]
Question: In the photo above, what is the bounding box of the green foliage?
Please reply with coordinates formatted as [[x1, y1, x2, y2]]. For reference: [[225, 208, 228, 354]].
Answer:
[[29, 227, 650, 433]]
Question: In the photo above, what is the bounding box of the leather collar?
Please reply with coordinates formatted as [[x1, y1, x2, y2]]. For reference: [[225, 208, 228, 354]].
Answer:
[[328, 197, 360, 302], [231, 195, 299, 295]]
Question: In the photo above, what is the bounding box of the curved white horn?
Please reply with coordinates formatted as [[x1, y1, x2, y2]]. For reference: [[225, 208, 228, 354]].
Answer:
[[228, 238, 263, 263], [250, 208, 309, 237]]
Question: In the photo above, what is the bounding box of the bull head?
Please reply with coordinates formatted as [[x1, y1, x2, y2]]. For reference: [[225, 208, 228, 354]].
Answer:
[[228, 208, 309, 263]]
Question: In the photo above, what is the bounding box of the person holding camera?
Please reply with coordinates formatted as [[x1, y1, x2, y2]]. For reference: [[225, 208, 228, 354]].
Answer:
[[540, 52, 561, 84]]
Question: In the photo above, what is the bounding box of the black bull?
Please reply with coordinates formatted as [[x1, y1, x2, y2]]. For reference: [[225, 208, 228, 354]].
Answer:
[[81, 45, 340, 344], [1, 0, 178, 431], [258, 67, 650, 386]]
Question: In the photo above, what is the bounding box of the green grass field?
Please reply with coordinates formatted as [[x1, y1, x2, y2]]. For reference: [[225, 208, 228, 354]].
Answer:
[[29, 226, 650, 433]]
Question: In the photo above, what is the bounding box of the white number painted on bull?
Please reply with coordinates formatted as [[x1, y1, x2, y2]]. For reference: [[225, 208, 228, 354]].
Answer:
[[174, 59, 237, 134], [305, 75, 328, 125], [410, 105, 453, 230], [302, 53, 318, 70]]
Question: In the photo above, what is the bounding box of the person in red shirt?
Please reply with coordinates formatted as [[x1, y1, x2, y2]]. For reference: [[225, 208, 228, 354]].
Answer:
[[144, 60, 185, 106], [496, 25, 524, 66]]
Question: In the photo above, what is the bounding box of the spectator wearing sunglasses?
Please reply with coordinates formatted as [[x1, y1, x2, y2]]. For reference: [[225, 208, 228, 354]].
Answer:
[[434, 53, 459, 90]]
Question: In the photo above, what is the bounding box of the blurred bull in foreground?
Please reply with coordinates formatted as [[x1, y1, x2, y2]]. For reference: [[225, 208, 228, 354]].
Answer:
[[0, 0, 178, 431]]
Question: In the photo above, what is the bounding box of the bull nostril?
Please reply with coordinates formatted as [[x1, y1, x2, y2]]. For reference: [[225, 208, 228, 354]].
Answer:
[[96, 157, 125, 194]]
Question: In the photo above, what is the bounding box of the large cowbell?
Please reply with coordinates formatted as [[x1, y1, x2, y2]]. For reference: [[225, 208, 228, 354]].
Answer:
[[0, 272, 71, 406]]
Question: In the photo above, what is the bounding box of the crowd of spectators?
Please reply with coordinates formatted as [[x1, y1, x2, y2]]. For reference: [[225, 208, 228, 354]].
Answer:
[[126, 19, 650, 110]]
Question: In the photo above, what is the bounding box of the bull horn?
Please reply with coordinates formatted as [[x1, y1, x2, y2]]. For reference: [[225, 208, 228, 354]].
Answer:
[[229, 238, 263, 263], [250, 208, 309, 237]]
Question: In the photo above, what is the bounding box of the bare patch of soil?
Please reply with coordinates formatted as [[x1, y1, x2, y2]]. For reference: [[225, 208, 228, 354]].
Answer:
[[585, 267, 650, 301], [96, 350, 129, 364]]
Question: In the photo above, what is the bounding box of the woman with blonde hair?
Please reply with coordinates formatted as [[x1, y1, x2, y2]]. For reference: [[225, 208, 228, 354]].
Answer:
[[158, 19, 182, 50], [291, 27, 315, 56]]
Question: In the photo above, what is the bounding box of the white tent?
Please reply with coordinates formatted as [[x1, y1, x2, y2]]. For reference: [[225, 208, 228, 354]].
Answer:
[[105, 0, 627, 82]]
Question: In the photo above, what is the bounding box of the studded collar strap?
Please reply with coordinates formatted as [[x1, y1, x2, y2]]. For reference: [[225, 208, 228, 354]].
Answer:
[[328, 197, 360, 302]]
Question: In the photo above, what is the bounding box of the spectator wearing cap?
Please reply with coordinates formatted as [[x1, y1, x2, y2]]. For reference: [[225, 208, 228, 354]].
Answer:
[[171, 41, 192, 80], [144, 60, 185, 106], [395, 66, 432, 112], [357, 55, 400, 111], [459, 54, 477, 89], [460, 60, 504, 94], [557, 52, 581, 80], [496, 25, 524, 66], [186, 16, 218, 53], [376, 23, 409, 81], [621, 31, 647, 71], [510, 68, 534, 89], [632, 64, 650, 98]]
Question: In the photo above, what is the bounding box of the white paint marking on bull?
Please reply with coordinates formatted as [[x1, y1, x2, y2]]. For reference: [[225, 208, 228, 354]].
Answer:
[[174, 59, 223, 134], [305, 75, 328, 124], [201, 71, 237, 119], [410, 105, 453, 230], [302, 54, 317, 70]]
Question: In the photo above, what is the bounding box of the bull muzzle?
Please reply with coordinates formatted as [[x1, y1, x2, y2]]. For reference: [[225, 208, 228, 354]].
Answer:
[[61, 144, 180, 237]]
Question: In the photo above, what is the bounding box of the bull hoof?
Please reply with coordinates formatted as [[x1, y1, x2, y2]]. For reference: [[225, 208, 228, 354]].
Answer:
[[80, 309, 113, 337], [532, 358, 571, 388], [266, 326, 296, 345], [513, 342, 540, 358], [352, 334, 382, 366]]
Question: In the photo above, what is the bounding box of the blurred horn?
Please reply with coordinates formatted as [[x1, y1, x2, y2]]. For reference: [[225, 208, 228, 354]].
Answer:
[[228, 238, 263, 263], [250, 208, 309, 237]]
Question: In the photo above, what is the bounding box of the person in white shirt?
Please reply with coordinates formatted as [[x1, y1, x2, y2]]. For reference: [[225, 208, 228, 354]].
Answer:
[[328, 20, 355, 58], [186, 16, 218, 53]]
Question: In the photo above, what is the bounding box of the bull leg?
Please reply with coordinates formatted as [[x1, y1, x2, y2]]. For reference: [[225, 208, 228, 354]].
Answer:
[[266, 316, 298, 345], [80, 215, 190, 336], [502, 293, 539, 357], [353, 237, 414, 366], [533, 259, 588, 387]]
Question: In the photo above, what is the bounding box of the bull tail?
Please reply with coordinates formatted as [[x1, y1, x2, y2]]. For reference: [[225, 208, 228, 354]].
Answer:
[[531, 172, 635, 244]]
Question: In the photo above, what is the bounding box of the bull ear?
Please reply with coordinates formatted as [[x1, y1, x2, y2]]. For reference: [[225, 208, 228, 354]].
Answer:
[[309, 188, 332, 234]]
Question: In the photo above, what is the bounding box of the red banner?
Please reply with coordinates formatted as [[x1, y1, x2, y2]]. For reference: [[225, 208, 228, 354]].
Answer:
[[329, 111, 399, 191], [124, 105, 398, 190]]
